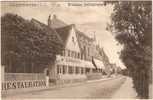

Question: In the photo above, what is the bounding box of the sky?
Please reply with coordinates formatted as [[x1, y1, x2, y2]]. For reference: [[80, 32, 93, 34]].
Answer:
[[1, 2, 126, 69]]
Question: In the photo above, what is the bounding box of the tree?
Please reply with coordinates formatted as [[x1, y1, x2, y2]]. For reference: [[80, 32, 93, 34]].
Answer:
[[107, 1, 152, 98], [1, 13, 63, 73]]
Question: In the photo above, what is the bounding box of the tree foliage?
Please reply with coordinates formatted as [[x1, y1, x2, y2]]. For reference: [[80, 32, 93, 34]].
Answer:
[[107, 1, 152, 98], [1, 13, 63, 73]]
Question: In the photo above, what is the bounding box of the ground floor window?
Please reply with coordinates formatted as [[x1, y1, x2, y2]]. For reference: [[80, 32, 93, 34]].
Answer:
[[62, 65, 67, 74], [92, 68, 97, 73], [85, 68, 90, 74], [68, 66, 73, 74], [57, 65, 60, 74], [57, 65, 62, 74], [81, 67, 84, 74], [75, 67, 80, 74], [57, 65, 90, 75], [57, 65, 61, 74]]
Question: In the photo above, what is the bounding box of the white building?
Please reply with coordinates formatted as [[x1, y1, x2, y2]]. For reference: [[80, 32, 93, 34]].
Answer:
[[48, 15, 107, 84]]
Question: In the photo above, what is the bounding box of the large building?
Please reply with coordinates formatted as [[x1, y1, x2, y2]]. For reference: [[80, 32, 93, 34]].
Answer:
[[6, 14, 112, 83], [46, 14, 111, 83], [1, 13, 112, 89]]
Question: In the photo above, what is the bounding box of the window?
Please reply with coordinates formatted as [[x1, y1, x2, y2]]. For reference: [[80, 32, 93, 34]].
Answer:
[[85, 68, 90, 74], [74, 52, 76, 58], [71, 51, 73, 58], [57, 65, 60, 74], [62, 50, 65, 56], [68, 66, 73, 74], [62, 65, 66, 74], [84, 46, 86, 52], [81, 68, 84, 74], [75, 52, 77, 58], [78, 53, 80, 59], [93, 68, 96, 73], [81, 53, 83, 60], [63, 50, 66, 56], [72, 37, 74, 42], [75, 67, 79, 74], [72, 37, 76, 45], [71, 51, 74, 58], [65, 50, 67, 56], [88, 47, 90, 56], [73, 51, 75, 58], [69, 51, 71, 57], [68, 50, 70, 57]]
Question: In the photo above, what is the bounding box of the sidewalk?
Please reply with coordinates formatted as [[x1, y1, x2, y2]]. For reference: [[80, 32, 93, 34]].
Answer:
[[111, 76, 137, 99], [149, 84, 152, 99], [2, 75, 123, 98]]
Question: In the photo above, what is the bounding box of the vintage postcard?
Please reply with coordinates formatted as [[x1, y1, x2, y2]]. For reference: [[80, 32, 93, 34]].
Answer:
[[1, 1, 152, 99]]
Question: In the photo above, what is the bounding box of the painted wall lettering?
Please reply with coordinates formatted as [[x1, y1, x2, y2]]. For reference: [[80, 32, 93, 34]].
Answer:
[[2, 80, 46, 90]]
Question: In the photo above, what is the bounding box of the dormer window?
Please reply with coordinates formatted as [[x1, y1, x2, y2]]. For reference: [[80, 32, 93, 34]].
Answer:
[[72, 37, 76, 45]]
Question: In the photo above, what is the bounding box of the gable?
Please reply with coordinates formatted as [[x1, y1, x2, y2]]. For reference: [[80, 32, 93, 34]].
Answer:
[[65, 26, 80, 53], [55, 25, 71, 45]]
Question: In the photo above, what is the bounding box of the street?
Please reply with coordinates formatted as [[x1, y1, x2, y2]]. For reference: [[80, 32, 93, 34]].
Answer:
[[112, 77, 137, 98], [3, 76, 131, 99]]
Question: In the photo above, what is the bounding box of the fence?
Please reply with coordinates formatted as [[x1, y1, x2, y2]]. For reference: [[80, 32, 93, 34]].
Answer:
[[4, 73, 46, 81]]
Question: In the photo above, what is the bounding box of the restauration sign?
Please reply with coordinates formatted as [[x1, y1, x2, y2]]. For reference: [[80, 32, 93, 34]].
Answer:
[[2, 80, 46, 90]]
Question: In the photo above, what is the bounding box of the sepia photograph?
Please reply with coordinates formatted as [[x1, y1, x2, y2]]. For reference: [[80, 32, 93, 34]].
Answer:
[[1, 1, 152, 99]]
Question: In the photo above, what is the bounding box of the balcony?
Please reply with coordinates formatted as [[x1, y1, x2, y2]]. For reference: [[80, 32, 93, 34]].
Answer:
[[56, 55, 95, 68]]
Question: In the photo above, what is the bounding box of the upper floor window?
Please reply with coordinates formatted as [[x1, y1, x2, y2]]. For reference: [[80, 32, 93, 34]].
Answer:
[[78, 53, 80, 59], [88, 47, 90, 56], [71, 51, 73, 58], [75, 52, 77, 58], [68, 50, 70, 57], [72, 37, 76, 45], [62, 50, 65, 56], [76, 52, 79, 59]]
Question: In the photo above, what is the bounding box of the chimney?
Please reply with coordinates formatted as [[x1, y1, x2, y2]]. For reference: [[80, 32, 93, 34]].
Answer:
[[71, 24, 76, 30], [48, 14, 51, 26], [52, 14, 57, 19], [71, 24, 75, 27]]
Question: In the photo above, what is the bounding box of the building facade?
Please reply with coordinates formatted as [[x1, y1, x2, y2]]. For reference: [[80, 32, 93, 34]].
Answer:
[[47, 14, 111, 83]]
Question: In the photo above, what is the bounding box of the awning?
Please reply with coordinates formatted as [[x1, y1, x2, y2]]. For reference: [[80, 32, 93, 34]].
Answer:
[[84, 61, 95, 68], [92, 58, 105, 69]]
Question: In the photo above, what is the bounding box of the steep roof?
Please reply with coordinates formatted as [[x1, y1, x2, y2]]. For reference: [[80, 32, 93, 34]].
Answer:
[[76, 30, 93, 41], [55, 25, 73, 46], [48, 15, 93, 42], [31, 18, 64, 45]]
